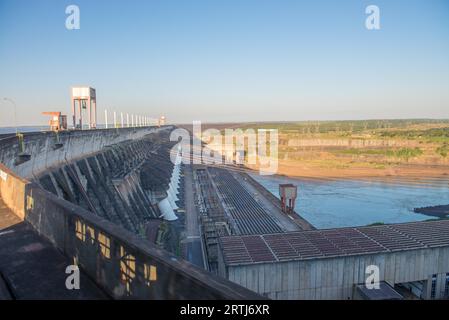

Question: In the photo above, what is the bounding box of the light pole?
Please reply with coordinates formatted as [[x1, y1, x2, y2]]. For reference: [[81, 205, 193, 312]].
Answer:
[[3, 97, 17, 134]]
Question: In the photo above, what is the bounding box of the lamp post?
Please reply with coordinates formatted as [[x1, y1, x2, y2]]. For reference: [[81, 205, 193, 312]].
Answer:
[[3, 97, 17, 134]]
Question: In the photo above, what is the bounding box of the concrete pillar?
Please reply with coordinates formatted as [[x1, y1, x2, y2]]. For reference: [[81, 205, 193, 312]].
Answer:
[[158, 198, 178, 221], [168, 177, 179, 198], [172, 173, 180, 185], [72, 98, 76, 128], [166, 191, 178, 210], [421, 279, 432, 299], [173, 165, 180, 181], [88, 97, 92, 129], [435, 273, 447, 299], [78, 100, 83, 129], [168, 182, 179, 202], [168, 163, 180, 204], [92, 98, 97, 128]]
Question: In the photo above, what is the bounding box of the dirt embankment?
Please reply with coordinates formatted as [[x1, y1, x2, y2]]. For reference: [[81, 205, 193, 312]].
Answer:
[[247, 161, 449, 179]]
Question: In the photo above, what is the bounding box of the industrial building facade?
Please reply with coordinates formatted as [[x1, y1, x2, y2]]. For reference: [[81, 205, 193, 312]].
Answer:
[[218, 220, 449, 300]]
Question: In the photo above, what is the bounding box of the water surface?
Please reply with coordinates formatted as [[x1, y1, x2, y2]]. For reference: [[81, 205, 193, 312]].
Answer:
[[251, 174, 449, 229]]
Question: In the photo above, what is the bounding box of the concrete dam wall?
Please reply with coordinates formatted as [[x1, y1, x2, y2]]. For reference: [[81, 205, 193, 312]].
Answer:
[[0, 163, 260, 299], [0, 127, 261, 299], [1, 126, 182, 239], [0, 126, 172, 180], [33, 128, 186, 255], [38, 138, 167, 234]]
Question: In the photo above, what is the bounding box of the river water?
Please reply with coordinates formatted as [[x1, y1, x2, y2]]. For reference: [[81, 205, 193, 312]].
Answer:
[[250, 174, 449, 229]]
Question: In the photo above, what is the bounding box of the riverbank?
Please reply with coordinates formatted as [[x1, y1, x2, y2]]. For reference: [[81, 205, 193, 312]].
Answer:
[[247, 161, 449, 180], [414, 205, 449, 219]]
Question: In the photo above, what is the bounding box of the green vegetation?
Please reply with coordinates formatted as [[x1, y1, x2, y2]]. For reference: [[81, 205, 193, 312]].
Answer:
[[207, 120, 449, 174], [436, 143, 449, 158], [241, 119, 449, 135], [367, 222, 385, 226], [379, 127, 449, 142], [391, 148, 423, 160], [372, 163, 386, 169], [338, 149, 389, 156], [337, 147, 423, 160]]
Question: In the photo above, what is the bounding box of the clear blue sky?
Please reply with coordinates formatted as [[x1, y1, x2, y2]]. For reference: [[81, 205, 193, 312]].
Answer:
[[0, 0, 448, 126]]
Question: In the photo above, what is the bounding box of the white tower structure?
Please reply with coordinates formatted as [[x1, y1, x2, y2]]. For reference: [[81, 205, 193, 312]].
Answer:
[[71, 86, 97, 129]]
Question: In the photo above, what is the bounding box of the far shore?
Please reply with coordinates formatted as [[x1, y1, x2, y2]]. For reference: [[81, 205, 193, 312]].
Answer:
[[246, 162, 449, 181]]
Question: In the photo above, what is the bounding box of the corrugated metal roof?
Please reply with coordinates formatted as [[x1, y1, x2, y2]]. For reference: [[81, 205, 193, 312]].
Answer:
[[219, 219, 449, 266], [209, 167, 284, 235]]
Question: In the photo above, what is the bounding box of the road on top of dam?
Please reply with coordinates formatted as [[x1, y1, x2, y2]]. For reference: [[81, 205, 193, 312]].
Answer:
[[182, 165, 206, 270]]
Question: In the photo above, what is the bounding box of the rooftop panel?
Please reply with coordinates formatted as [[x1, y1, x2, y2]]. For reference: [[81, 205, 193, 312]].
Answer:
[[219, 219, 449, 266]]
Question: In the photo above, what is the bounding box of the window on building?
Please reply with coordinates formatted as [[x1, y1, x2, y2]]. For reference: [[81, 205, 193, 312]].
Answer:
[[86, 226, 95, 245], [75, 220, 86, 242], [98, 232, 111, 259], [120, 246, 136, 295], [144, 264, 157, 286]]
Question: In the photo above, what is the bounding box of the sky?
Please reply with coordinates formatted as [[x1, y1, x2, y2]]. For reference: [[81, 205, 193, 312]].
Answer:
[[0, 0, 448, 126]]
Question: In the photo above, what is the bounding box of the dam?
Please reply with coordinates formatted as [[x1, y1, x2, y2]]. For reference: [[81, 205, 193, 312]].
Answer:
[[0, 127, 260, 299], [1, 125, 449, 300]]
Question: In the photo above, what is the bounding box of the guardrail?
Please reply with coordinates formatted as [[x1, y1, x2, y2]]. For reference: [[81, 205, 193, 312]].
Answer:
[[0, 163, 263, 299]]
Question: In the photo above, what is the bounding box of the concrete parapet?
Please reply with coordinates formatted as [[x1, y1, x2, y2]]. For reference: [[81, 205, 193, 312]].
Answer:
[[0, 164, 29, 220]]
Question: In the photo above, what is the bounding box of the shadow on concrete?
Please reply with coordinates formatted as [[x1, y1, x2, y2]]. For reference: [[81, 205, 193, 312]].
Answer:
[[0, 221, 109, 299]]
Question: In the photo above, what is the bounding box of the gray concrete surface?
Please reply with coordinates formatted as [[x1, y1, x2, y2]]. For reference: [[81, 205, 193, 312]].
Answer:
[[0, 126, 173, 180], [183, 165, 206, 269], [221, 246, 449, 300], [0, 195, 108, 299]]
